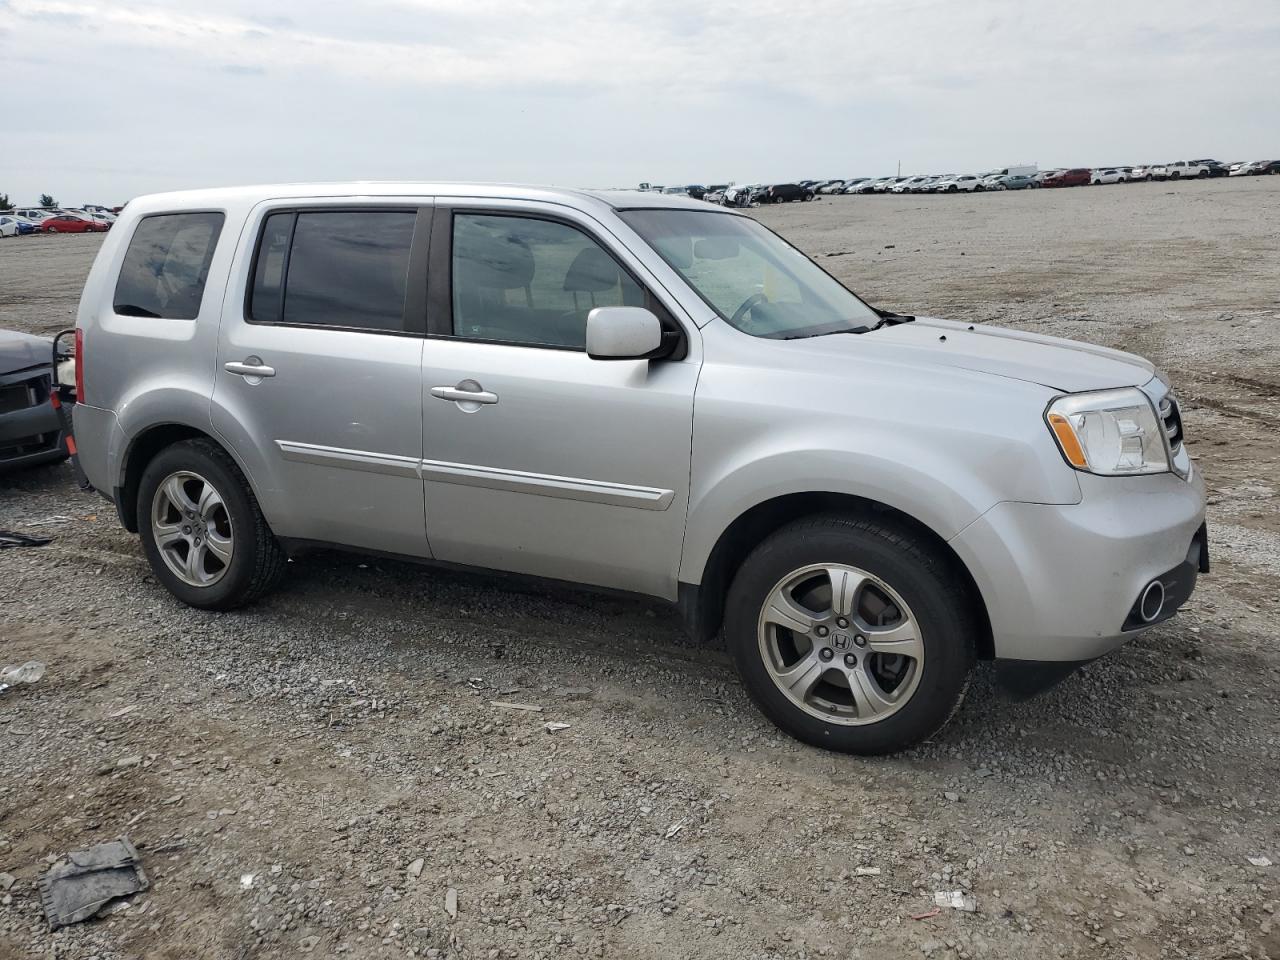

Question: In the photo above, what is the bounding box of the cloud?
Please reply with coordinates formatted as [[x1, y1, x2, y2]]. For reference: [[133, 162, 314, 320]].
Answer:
[[0, 0, 1277, 202]]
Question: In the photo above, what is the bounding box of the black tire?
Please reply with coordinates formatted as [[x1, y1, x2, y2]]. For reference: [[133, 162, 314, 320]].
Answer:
[[725, 513, 977, 755], [138, 438, 287, 610]]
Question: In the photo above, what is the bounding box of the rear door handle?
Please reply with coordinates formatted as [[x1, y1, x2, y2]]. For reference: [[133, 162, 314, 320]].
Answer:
[[225, 358, 276, 379], [430, 382, 498, 406]]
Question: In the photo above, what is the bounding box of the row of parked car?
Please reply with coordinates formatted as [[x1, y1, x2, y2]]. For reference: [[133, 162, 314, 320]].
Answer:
[[646, 157, 1280, 207], [0, 205, 120, 237]]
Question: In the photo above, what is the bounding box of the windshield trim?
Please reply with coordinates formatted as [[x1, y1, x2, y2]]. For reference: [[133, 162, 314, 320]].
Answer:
[[617, 207, 881, 339]]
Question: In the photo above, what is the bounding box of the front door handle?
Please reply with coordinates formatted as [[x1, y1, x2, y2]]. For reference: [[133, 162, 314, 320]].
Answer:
[[225, 358, 276, 379], [430, 380, 498, 407]]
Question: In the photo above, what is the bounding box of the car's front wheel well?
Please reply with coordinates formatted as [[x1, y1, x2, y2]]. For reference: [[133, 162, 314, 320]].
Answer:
[[117, 424, 221, 532], [681, 493, 994, 660]]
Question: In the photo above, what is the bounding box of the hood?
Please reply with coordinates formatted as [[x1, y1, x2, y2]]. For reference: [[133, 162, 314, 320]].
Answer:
[[783, 317, 1155, 393], [0, 329, 54, 375]]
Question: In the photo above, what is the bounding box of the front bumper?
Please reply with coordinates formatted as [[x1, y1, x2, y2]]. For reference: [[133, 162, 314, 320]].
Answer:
[[0, 368, 67, 472], [950, 465, 1207, 673]]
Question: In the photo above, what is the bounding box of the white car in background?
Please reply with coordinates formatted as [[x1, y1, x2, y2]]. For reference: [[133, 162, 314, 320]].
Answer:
[[0, 216, 18, 238], [1163, 162, 1209, 180], [890, 176, 929, 193], [1091, 168, 1128, 185], [933, 175, 983, 193], [14, 208, 58, 222], [1229, 160, 1268, 176]]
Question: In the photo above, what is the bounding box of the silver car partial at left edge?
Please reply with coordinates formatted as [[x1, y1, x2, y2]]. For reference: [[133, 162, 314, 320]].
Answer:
[[68, 183, 1207, 754]]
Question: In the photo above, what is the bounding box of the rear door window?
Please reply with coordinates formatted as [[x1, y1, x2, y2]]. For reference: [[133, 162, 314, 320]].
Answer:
[[114, 213, 225, 319], [248, 210, 416, 332]]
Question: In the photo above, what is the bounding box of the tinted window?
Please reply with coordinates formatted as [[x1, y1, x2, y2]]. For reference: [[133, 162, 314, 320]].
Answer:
[[451, 214, 645, 348], [114, 213, 224, 319], [249, 210, 416, 332], [248, 213, 293, 325]]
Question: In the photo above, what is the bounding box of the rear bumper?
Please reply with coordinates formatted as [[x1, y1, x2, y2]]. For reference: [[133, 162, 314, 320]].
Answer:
[[950, 465, 1207, 666]]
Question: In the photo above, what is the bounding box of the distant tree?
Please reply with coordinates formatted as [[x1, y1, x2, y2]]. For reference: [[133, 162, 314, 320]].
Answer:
[[0, 193, 12, 211], [40, 193, 57, 208]]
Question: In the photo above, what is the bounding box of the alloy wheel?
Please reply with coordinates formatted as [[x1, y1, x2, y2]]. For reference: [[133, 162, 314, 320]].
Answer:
[[151, 470, 234, 587], [757, 563, 924, 725]]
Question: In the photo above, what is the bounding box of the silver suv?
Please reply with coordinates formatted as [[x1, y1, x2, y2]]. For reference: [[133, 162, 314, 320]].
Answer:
[[70, 183, 1207, 754]]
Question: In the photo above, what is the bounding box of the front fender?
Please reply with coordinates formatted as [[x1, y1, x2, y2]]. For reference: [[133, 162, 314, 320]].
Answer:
[[677, 336, 1082, 585], [680, 441, 1018, 585]]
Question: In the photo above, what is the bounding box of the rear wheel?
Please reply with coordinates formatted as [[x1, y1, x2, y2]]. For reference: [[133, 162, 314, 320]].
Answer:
[[138, 439, 286, 610], [725, 514, 977, 754]]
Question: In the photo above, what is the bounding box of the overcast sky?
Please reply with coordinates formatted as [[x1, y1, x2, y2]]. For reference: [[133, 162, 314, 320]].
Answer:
[[1, 0, 1278, 204]]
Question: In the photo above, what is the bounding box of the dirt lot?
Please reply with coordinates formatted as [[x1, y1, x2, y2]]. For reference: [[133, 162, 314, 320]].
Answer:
[[2, 177, 1278, 960]]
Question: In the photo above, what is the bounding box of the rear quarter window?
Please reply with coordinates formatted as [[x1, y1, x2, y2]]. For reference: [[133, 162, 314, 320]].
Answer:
[[113, 212, 225, 319]]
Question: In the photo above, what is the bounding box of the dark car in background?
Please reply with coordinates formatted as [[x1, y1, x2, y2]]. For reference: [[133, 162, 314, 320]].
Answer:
[[765, 183, 812, 203], [1042, 168, 1091, 188], [1, 330, 68, 472], [1191, 159, 1231, 178]]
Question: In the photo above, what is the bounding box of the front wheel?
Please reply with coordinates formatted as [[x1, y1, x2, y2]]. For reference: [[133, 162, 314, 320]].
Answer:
[[725, 514, 977, 754], [138, 438, 287, 610]]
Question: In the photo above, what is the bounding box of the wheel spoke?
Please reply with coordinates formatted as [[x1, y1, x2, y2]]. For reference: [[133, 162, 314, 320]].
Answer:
[[195, 481, 224, 521], [776, 651, 826, 700], [184, 542, 206, 583], [764, 590, 817, 636], [827, 567, 863, 618], [163, 475, 198, 515], [847, 665, 894, 718], [205, 530, 233, 564], [862, 620, 924, 661], [153, 522, 184, 548]]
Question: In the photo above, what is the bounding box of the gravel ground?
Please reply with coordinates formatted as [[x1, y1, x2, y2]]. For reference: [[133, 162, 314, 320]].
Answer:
[[1, 176, 1278, 960]]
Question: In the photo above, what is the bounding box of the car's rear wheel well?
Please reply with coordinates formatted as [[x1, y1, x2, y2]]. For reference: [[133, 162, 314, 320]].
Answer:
[[681, 493, 994, 660], [117, 424, 220, 532]]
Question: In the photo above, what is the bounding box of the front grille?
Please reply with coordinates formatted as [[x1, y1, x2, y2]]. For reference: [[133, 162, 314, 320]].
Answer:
[[0, 383, 33, 415], [1159, 394, 1184, 454]]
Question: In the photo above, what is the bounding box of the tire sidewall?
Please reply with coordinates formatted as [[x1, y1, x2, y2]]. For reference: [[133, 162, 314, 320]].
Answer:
[[726, 521, 974, 754], [137, 441, 264, 609]]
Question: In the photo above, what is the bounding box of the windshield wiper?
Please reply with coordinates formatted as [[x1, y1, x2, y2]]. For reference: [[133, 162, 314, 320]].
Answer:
[[871, 308, 915, 329], [779, 324, 872, 340]]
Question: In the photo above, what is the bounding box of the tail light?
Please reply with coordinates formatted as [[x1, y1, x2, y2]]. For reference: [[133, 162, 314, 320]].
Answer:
[[74, 328, 85, 403]]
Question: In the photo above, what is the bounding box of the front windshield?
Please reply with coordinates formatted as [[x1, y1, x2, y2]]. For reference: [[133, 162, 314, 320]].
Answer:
[[618, 208, 881, 339]]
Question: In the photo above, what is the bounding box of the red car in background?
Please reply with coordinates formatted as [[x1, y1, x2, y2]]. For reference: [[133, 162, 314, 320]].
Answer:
[[1042, 168, 1091, 188], [39, 215, 106, 234]]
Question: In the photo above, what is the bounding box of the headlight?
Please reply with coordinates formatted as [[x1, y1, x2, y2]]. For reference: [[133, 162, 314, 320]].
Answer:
[[1045, 387, 1170, 476]]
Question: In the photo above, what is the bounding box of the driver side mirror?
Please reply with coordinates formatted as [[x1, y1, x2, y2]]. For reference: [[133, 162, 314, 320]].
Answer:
[[586, 307, 670, 361]]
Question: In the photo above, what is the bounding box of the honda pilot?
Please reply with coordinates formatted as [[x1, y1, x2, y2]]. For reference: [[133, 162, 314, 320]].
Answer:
[[69, 183, 1207, 754]]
